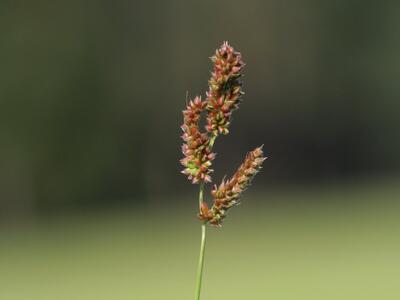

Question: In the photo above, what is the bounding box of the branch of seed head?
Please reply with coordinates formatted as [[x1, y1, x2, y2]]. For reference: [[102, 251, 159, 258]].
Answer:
[[180, 96, 216, 184], [205, 41, 245, 137], [199, 146, 266, 226]]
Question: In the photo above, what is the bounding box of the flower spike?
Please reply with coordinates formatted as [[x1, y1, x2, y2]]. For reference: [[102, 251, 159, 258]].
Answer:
[[206, 41, 245, 136], [181, 43, 268, 300], [180, 96, 215, 184], [180, 42, 267, 224], [199, 146, 267, 226]]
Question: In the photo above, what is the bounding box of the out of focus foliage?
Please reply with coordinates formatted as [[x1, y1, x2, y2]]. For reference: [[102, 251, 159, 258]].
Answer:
[[1, 0, 399, 215]]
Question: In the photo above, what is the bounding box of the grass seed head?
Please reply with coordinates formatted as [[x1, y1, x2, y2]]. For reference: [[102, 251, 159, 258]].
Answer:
[[206, 41, 245, 136], [199, 146, 267, 226], [180, 43, 267, 226], [180, 96, 215, 184]]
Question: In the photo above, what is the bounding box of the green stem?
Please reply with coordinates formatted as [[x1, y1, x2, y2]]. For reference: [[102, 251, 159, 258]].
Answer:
[[195, 183, 206, 300], [194, 134, 217, 300], [209, 135, 216, 149]]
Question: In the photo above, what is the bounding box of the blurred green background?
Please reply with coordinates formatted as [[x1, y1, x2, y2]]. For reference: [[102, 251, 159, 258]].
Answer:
[[1, 0, 400, 299]]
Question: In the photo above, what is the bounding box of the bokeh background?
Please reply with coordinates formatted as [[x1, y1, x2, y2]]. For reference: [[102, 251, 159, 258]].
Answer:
[[1, 1, 400, 299]]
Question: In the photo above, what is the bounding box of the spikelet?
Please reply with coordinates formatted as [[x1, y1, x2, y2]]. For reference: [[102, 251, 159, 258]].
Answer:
[[180, 96, 216, 184], [206, 41, 245, 136], [199, 146, 266, 226]]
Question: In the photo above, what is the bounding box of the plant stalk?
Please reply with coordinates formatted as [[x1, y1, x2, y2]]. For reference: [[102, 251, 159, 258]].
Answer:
[[195, 135, 217, 300], [195, 182, 206, 300]]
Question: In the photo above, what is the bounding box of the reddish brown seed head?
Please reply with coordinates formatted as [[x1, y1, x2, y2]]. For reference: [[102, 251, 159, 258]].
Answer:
[[180, 96, 215, 184], [201, 146, 267, 226], [206, 42, 245, 136]]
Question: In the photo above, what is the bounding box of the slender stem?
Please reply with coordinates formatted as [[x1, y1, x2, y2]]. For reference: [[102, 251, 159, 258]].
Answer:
[[209, 135, 216, 149], [198, 182, 205, 210], [195, 183, 206, 300], [194, 134, 217, 300]]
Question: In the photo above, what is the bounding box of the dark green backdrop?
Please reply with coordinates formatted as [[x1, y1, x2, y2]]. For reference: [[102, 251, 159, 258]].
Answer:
[[1, 0, 399, 216]]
